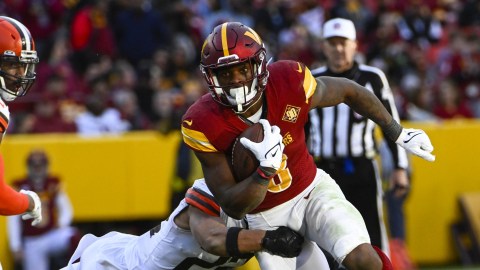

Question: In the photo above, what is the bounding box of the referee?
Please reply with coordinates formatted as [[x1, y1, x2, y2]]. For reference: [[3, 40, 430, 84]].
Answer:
[[306, 18, 409, 259]]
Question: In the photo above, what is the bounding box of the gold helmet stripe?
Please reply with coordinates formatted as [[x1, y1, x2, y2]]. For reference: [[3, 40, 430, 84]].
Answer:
[[245, 30, 262, 45], [201, 39, 208, 56], [221, 23, 230, 57]]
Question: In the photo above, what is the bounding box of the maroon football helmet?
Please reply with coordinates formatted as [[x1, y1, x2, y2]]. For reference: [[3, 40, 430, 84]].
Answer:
[[200, 22, 269, 113]]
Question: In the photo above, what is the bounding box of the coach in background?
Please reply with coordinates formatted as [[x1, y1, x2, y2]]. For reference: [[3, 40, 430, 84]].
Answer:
[[306, 18, 409, 265], [8, 149, 77, 270]]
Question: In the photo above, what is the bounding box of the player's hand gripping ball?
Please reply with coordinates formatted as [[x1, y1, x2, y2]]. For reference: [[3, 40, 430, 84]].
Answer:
[[231, 122, 263, 182]]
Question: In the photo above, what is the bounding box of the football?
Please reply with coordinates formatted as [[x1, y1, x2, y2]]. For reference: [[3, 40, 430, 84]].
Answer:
[[231, 122, 264, 182]]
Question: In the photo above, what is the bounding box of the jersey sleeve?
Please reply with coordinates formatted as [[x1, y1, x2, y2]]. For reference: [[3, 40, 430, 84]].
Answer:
[[300, 63, 317, 104], [0, 155, 29, 215], [269, 60, 317, 106], [0, 99, 10, 134], [185, 187, 220, 217], [181, 125, 219, 153]]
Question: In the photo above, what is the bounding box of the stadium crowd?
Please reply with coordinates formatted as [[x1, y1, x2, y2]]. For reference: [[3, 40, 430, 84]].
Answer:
[[0, 0, 479, 136], [0, 0, 476, 269]]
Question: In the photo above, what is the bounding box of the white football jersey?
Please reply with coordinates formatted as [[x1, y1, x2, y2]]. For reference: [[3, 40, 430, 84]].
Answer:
[[62, 179, 250, 270], [0, 98, 10, 137]]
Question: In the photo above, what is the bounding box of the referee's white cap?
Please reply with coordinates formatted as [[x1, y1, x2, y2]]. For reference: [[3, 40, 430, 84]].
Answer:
[[322, 18, 356, 40]]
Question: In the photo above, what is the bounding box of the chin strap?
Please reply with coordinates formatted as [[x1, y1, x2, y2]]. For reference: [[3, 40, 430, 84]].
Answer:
[[372, 246, 393, 270]]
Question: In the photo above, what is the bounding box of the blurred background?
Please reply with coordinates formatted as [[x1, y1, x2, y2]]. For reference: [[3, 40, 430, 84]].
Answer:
[[0, 0, 479, 269]]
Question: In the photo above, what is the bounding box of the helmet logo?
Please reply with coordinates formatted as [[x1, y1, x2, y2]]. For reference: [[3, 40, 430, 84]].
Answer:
[[4, 50, 15, 56], [244, 31, 262, 45]]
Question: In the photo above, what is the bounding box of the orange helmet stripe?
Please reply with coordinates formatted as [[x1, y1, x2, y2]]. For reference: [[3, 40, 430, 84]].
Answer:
[[221, 23, 229, 57], [0, 16, 34, 51]]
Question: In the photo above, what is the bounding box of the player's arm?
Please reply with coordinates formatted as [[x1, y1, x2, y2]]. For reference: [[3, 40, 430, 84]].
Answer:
[[0, 154, 28, 215], [0, 181, 29, 215], [311, 77, 394, 127], [311, 76, 435, 161], [0, 183, 42, 225], [188, 206, 303, 258], [0, 156, 42, 225], [189, 205, 263, 256], [194, 151, 268, 219]]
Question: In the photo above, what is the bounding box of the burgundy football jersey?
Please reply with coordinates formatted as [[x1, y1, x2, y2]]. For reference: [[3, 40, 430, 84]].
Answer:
[[182, 60, 318, 212]]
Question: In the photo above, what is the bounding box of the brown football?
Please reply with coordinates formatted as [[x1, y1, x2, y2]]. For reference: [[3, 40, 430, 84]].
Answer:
[[231, 122, 264, 182]]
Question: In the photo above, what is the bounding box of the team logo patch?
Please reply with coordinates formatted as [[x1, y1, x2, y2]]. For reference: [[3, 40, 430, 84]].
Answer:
[[282, 105, 301, 123]]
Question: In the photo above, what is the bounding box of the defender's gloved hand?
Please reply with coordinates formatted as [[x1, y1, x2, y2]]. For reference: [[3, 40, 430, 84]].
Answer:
[[20, 190, 42, 226], [396, 128, 435, 162], [240, 119, 284, 178], [262, 226, 304, 257]]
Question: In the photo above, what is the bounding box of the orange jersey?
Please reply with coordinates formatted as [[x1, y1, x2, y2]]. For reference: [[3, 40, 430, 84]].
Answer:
[[0, 154, 29, 215], [182, 60, 318, 212]]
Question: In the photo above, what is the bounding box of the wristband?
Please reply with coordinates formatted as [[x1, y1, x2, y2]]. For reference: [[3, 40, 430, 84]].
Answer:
[[226, 227, 243, 257], [383, 119, 403, 142], [254, 168, 273, 186]]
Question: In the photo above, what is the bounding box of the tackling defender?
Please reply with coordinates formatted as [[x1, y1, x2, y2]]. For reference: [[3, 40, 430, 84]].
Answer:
[[181, 22, 434, 269], [0, 16, 42, 225], [62, 179, 329, 270]]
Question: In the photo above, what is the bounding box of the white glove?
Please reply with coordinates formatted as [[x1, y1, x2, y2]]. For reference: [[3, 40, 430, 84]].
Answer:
[[240, 119, 285, 175], [20, 190, 42, 226], [396, 128, 435, 162]]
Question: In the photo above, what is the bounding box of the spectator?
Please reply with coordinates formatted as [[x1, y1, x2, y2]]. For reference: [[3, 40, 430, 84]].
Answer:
[[201, 0, 254, 39], [112, 89, 151, 131], [113, 0, 171, 68], [74, 92, 130, 136], [69, 0, 117, 75], [18, 96, 77, 134], [18, 74, 79, 134], [457, 0, 480, 27], [7, 149, 77, 270], [405, 87, 440, 122], [397, 0, 443, 49], [329, 0, 374, 41], [433, 79, 474, 119], [34, 31, 88, 104]]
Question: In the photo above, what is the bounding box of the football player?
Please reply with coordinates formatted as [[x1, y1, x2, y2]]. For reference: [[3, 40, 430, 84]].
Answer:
[[0, 16, 42, 225], [62, 179, 329, 270], [8, 149, 76, 270], [181, 22, 435, 269]]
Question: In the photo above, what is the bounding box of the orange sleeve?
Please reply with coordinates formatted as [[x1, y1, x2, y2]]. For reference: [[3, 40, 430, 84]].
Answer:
[[185, 187, 221, 217], [0, 154, 29, 215]]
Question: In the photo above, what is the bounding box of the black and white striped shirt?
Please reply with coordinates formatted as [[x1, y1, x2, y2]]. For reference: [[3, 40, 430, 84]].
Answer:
[[306, 62, 408, 169]]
